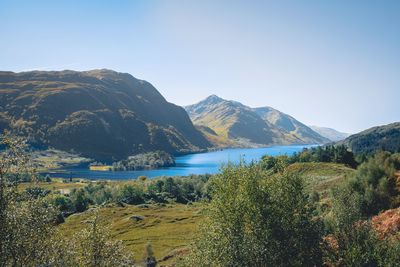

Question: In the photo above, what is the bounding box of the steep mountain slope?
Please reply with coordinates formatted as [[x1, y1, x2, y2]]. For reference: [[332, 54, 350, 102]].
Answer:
[[339, 122, 400, 155], [253, 107, 329, 144], [309, 126, 350, 142], [0, 70, 210, 160], [185, 95, 326, 147]]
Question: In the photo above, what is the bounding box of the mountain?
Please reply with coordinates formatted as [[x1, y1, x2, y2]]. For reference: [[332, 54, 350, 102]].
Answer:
[[309, 126, 350, 142], [253, 107, 329, 144], [338, 122, 400, 155], [0, 69, 210, 161], [185, 95, 328, 147]]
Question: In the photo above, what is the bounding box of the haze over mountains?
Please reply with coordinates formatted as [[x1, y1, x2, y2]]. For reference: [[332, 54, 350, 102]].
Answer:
[[309, 126, 350, 142], [185, 95, 329, 147]]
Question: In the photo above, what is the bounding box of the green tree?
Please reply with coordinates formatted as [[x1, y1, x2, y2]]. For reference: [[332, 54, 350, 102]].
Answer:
[[0, 132, 136, 266], [183, 162, 322, 266], [341, 151, 400, 217], [117, 184, 145, 204], [0, 132, 59, 266], [72, 188, 91, 212]]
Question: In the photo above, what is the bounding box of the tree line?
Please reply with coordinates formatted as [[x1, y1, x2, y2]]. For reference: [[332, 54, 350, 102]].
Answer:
[[265, 145, 358, 168]]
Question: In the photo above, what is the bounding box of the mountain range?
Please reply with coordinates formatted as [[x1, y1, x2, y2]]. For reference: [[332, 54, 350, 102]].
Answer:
[[1, 69, 369, 161], [0, 69, 209, 160], [309, 126, 350, 142], [185, 95, 329, 147]]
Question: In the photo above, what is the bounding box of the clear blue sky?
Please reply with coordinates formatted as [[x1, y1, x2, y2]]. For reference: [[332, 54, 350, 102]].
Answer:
[[1, 0, 399, 133]]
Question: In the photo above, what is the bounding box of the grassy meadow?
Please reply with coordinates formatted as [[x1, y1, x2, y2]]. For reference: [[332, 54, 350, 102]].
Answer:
[[59, 203, 202, 265], [16, 161, 356, 264]]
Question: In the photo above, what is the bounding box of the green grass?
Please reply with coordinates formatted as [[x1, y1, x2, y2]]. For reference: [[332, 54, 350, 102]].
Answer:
[[31, 149, 91, 171], [19, 178, 86, 193], [59, 203, 203, 265], [23, 162, 354, 264], [287, 162, 355, 199]]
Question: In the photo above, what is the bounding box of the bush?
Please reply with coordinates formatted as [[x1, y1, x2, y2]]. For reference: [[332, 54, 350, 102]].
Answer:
[[183, 163, 323, 266], [116, 184, 145, 205], [71, 188, 91, 212], [0, 132, 136, 266], [325, 174, 400, 266], [338, 151, 400, 217]]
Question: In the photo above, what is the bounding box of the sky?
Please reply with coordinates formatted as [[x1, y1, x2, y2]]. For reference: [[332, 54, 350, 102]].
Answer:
[[0, 0, 399, 133]]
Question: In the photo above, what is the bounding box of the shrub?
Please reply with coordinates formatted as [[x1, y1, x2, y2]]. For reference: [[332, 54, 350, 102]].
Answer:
[[71, 188, 91, 212], [325, 176, 400, 266], [339, 151, 400, 217], [183, 162, 323, 266], [116, 184, 145, 205]]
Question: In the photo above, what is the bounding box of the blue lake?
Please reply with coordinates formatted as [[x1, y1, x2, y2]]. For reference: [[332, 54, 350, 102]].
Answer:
[[44, 145, 315, 180]]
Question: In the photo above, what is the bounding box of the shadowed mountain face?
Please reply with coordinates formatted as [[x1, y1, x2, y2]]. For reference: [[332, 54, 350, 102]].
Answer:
[[338, 122, 400, 155], [309, 125, 350, 142], [0, 70, 210, 160], [185, 95, 328, 147]]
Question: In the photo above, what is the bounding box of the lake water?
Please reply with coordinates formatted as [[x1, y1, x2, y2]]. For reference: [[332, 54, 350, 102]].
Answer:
[[44, 145, 314, 180]]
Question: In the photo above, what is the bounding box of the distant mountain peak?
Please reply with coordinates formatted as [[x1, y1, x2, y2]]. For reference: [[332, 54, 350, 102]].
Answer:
[[203, 94, 225, 104], [185, 95, 329, 147], [309, 125, 350, 142]]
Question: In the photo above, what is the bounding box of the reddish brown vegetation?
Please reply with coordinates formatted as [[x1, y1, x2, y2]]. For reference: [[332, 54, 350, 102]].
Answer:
[[372, 208, 400, 240]]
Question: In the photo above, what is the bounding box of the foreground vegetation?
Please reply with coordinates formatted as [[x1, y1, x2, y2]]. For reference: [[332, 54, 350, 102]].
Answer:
[[2, 130, 400, 266], [60, 203, 201, 265], [0, 133, 135, 266], [182, 153, 400, 266]]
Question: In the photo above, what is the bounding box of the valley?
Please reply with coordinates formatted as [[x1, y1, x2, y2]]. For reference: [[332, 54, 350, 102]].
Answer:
[[2, 1, 399, 266], [18, 160, 356, 265], [0, 70, 334, 166]]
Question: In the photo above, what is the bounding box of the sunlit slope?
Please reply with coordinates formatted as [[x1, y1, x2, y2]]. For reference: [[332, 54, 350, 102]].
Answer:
[[60, 203, 201, 265], [254, 106, 329, 144], [185, 95, 327, 147]]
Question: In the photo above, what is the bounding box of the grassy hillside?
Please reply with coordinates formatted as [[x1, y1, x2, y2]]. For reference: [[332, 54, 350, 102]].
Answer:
[[0, 69, 210, 161], [287, 162, 354, 199], [185, 95, 324, 148], [186, 95, 278, 145], [254, 107, 329, 144], [59, 203, 201, 265]]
